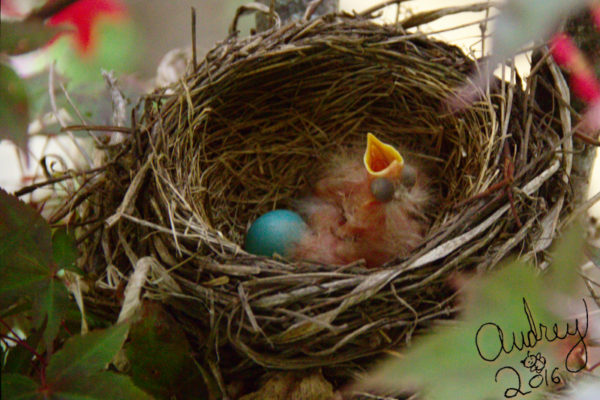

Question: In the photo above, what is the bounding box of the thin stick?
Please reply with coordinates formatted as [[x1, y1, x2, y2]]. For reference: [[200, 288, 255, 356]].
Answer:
[[303, 0, 325, 21], [358, 0, 407, 17], [59, 82, 105, 146], [48, 63, 93, 167], [191, 7, 198, 71], [62, 125, 133, 134], [14, 165, 105, 197]]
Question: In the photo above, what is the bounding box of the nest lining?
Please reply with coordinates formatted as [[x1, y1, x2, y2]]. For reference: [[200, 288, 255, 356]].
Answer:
[[52, 10, 580, 385], [155, 28, 496, 245]]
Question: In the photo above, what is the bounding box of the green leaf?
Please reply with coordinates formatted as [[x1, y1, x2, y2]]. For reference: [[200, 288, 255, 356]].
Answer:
[[52, 228, 80, 272], [126, 302, 207, 400], [548, 223, 585, 294], [48, 19, 140, 86], [52, 371, 154, 400], [363, 250, 583, 400], [46, 323, 129, 385], [0, 20, 67, 55], [0, 373, 42, 400], [33, 277, 72, 350], [0, 190, 80, 348], [0, 189, 53, 306], [0, 64, 30, 152]]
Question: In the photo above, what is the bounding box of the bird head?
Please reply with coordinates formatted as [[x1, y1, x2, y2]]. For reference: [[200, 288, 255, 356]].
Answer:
[[363, 133, 416, 202]]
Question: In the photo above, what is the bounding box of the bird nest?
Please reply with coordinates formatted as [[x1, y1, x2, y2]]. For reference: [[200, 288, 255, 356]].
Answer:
[[48, 4, 587, 390]]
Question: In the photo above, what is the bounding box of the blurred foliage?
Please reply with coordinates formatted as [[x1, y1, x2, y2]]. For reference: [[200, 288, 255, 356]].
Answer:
[[2, 322, 153, 400], [0, 189, 78, 348], [0, 0, 139, 153], [0, 187, 209, 398], [46, 9, 140, 86], [491, 0, 588, 64], [126, 302, 208, 400], [0, 20, 67, 56], [0, 64, 30, 152], [0, 188, 155, 399], [362, 227, 591, 400]]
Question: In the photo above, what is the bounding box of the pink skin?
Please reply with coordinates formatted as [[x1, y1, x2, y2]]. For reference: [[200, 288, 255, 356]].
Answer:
[[293, 151, 431, 268]]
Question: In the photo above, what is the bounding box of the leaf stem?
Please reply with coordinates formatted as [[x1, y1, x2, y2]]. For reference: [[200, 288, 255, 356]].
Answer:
[[0, 317, 48, 386]]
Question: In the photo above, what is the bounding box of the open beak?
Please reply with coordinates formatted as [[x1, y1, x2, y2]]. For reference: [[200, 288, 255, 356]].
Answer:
[[363, 133, 404, 179]]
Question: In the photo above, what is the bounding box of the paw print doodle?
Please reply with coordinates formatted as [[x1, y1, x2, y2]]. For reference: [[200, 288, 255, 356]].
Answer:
[[521, 351, 546, 373], [533, 353, 546, 373]]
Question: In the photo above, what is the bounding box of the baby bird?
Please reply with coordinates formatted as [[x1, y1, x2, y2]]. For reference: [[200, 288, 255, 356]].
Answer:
[[292, 133, 432, 268]]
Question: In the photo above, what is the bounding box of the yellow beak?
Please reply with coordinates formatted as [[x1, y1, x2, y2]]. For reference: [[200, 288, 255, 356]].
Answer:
[[363, 133, 404, 179]]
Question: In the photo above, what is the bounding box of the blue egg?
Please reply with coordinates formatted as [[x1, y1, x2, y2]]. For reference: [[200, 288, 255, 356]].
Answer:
[[244, 210, 308, 257]]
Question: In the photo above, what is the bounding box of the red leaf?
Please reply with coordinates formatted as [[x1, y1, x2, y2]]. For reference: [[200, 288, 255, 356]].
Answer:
[[551, 32, 600, 103], [47, 0, 127, 56], [550, 33, 577, 66], [571, 71, 600, 103]]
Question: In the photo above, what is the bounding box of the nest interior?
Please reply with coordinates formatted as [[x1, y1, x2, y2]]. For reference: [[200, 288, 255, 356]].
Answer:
[[68, 10, 580, 386]]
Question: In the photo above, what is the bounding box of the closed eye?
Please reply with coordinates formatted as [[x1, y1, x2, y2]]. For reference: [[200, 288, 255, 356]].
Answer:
[[370, 177, 395, 202]]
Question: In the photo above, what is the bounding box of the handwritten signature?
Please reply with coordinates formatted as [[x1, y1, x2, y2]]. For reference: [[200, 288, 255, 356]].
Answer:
[[475, 297, 588, 373]]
